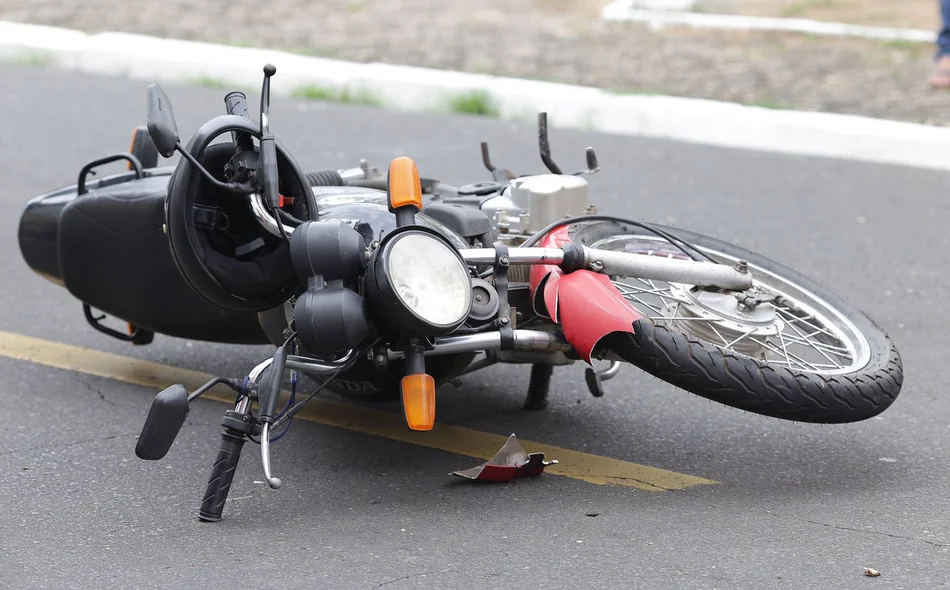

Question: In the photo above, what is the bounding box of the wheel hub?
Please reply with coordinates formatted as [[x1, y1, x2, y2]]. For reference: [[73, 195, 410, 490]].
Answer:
[[666, 283, 783, 357]]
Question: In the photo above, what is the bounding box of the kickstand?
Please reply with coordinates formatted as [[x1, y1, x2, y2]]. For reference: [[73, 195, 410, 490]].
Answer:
[[523, 363, 552, 410]]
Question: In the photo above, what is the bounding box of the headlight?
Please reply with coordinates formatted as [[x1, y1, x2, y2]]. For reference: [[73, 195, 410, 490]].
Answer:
[[368, 228, 473, 336]]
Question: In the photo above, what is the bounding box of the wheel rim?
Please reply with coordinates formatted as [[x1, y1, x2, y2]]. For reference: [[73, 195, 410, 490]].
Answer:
[[589, 234, 872, 376]]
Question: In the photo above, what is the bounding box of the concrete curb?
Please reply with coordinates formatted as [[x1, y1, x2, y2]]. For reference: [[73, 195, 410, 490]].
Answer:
[[3, 20, 950, 172], [600, 0, 937, 43]]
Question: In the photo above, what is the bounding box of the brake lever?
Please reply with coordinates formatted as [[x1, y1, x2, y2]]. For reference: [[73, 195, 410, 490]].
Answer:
[[257, 333, 294, 489]]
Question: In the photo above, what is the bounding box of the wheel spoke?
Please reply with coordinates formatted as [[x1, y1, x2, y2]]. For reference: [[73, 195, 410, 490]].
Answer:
[[779, 316, 848, 368], [749, 337, 826, 371], [613, 281, 691, 306], [619, 292, 665, 315], [600, 234, 868, 376], [780, 332, 853, 357]]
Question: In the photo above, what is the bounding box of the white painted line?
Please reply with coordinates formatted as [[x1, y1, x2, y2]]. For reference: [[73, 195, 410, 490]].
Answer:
[[2, 20, 950, 173], [600, 0, 937, 43]]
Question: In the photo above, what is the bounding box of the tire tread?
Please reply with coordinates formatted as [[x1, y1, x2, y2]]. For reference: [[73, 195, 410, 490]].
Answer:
[[624, 319, 903, 423]]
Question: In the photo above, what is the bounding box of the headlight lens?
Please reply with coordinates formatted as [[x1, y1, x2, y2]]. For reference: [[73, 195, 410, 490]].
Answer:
[[385, 232, 472, 328]]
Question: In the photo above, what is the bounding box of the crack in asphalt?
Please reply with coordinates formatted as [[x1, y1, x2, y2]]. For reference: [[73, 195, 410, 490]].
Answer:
[[75, 375, 117, 406], [598, 474, 674, 491], [2, 432, 138, 458], [372, 570, 458, 589], [372, 574, 412, 589], [766, 510, 950, 548]]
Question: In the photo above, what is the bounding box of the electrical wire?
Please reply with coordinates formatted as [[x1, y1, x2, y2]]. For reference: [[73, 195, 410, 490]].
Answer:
[[520, 214, 716, 263], [271, 339, 379, 429], [268, 371, 297, 443]]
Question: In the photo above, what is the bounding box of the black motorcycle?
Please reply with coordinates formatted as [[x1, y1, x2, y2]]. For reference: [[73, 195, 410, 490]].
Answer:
[[17, 65, 903, 521]]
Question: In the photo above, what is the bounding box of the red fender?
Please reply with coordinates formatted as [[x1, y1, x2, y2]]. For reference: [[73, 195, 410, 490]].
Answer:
[[528, 229, 644, 364], [529, 226, 572, 317]]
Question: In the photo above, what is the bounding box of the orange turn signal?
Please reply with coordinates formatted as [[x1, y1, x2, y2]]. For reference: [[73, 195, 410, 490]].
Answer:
[[127, 127, 139, 170], [401, 373, 436, 431], [387, 156, 423, 213]]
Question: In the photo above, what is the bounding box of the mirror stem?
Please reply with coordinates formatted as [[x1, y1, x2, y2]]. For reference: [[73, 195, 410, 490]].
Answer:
[[259, 64, 280, 209], [174, 143, 256, 194]]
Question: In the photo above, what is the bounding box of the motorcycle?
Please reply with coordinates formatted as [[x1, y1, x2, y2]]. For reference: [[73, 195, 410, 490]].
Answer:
[[17, 64, 903, 521]]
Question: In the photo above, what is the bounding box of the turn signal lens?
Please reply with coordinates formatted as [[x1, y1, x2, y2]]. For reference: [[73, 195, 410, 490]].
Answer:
[[127, 127, 139, 170], [387, 156, 423, 212], [401, 373, 436, 431]]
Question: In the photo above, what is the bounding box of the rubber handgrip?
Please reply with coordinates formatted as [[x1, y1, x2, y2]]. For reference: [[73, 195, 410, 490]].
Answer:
[[224, 91, 254, 151], [197, 430, 245, 522], [224, 91, 249, 118]]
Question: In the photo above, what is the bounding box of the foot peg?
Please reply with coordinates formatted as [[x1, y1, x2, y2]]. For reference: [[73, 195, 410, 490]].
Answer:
[[584, 361, 621, 398]]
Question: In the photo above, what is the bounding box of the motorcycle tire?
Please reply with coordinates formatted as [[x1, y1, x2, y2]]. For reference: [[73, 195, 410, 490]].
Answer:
[[571, 221, 903, 424]]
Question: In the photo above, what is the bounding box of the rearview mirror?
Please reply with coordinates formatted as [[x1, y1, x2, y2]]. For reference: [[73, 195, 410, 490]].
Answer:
[[146, 84, 180, 158], [135, 384, 190, 460]]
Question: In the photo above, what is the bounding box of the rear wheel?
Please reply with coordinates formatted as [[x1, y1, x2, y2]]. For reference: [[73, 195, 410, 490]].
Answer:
[[572, 221, 903, 424]]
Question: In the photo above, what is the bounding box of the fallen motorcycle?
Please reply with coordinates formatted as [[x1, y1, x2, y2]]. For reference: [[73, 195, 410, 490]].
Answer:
[[17, 65, 903, 521]]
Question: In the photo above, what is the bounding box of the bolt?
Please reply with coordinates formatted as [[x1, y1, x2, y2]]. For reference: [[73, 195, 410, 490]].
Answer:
[[374, 354, 387, 364], [500, 316, 510, 325], [500, 255, 510, 265], [370, 240, 379, 251], [590, 260, 604, 272], [475, 294, 484, 302], [734, 260, 749, 273]]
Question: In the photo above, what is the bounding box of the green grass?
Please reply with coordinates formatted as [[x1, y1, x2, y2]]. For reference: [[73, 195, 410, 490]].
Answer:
[[292, 84, 338, 101], [780, 0, 837, 18], [5, 51, 52, 67], [446, 90, 499, 117], [884, 38, 928, 53], [291, 84, 382, 106], [189, 75, 230, 88], [747, 98, 791, 110]]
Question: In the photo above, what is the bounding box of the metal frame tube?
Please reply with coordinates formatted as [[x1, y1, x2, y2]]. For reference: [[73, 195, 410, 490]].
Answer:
[[249, 192, 297, 237], [387, 329, 571, 360], [460, 248, 565, 266], [284, 350, 358, 374]]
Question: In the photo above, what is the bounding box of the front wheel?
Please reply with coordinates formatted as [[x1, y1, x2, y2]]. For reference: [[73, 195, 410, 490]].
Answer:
[[572, 221, 903, 424]]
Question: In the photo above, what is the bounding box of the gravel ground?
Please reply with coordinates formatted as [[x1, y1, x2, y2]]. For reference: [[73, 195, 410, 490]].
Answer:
[[2, 0, 949, 125]]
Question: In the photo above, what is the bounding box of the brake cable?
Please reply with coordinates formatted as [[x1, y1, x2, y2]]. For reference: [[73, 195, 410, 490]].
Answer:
[[520, 214, 717, 263]]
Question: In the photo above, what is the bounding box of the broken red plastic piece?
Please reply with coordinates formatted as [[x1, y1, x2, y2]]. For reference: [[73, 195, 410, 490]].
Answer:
[[450, 434, 557, 482]]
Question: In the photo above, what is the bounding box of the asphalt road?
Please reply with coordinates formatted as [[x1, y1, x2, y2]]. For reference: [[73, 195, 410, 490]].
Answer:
[[1, 63, 949, 589]]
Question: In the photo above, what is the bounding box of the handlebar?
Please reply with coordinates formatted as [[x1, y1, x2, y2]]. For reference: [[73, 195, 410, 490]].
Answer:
[[459, 245, 753, 291], [224, 91, 255, 151]]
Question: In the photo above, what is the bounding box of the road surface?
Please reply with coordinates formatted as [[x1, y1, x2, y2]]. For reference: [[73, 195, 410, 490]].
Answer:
[[1, 64, 947, 589]]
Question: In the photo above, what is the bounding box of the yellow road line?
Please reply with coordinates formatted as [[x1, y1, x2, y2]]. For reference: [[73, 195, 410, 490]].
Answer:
[[0, 330, 717, 491]]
